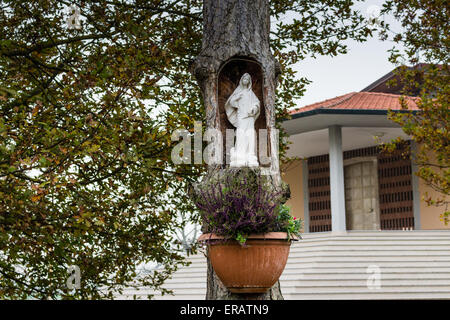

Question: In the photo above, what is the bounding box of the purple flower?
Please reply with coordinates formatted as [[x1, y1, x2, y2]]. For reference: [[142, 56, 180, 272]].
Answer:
[[192, 168, 287, 242]]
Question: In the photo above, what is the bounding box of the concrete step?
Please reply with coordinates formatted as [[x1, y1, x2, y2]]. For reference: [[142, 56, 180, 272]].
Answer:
[[156, 279, 450, 290], [282, 292, 450, 300], [281, 279, 450, 287], [118, 292, 205, 300], [172, 268, 207, 274], [288, 250, 450, 257], [295, 238, 450, 244], [160, 283, 207, 289], [297, 236, 450, 242], [187, 251, 450, 262], [279, 272, 450, 280], [284, 261, 450, 268], [135, 273, 450, 290], [160, 279, 450, 291], [289, 245, 450, 252], [282, 286, 450, 294], [292, 237, 450, 243], [300, 231, 450, 238], [171, 262, 450, 275], [286, 256, 450, 263], [151, 295, 205, 300], [171, 267, 450, 279]]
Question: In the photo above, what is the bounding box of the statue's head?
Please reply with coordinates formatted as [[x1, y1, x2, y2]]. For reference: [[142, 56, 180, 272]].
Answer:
[[240, 73, 251, 88]]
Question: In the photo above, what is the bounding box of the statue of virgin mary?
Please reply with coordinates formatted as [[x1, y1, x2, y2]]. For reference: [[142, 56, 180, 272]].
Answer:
[[225, 73, 260, 167]]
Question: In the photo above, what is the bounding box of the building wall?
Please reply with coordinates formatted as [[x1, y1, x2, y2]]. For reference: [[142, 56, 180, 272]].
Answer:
[[281, 159, 305, 231], [281, 151, 449, 231], [417, 171, 450, 230]]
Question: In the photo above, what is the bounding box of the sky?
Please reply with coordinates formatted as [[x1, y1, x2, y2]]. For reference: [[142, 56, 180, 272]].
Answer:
[[289, 0, 404, 108]]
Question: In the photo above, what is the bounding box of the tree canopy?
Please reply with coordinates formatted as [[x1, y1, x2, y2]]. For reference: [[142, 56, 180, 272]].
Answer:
[[0, 0, 374, 299], [380, 0, 449, 223]]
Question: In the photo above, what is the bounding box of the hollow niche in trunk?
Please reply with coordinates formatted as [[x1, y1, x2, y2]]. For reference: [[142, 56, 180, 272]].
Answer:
[[218, 58, 269, 166]]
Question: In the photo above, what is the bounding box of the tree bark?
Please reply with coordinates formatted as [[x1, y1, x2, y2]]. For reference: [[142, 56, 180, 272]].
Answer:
[[193, 0, 283, 300]]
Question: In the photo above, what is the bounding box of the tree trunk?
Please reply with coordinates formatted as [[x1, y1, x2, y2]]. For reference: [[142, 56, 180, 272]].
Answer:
[[193, 0, 283, 300]]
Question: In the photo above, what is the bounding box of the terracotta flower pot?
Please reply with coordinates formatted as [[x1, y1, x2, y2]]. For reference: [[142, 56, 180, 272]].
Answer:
[[198, 232, 298, 293]]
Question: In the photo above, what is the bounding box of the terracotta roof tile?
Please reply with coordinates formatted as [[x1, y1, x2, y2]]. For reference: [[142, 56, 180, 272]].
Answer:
[[290, 92, 420, 115]]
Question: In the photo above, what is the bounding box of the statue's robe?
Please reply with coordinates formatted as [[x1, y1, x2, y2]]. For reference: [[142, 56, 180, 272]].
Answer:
[[225, 74, 260, 167]]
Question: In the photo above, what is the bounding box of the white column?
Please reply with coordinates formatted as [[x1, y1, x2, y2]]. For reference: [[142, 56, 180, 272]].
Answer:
[[302, 159, 310, 233], [328, 126, 347, 232]]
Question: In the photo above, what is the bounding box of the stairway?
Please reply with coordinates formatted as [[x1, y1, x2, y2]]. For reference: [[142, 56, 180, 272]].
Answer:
[[118, 231, 450, 299]]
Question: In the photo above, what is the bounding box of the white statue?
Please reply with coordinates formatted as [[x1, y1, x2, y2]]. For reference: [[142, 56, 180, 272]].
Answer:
[[225, 73, 260, 167]]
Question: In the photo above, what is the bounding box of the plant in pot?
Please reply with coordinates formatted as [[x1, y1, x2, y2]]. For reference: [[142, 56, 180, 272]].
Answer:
[[193, 168, 301, 293]]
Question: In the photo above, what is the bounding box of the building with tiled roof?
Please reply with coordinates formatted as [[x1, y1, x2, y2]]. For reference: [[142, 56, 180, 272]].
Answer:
[[282, 66, 445, 234], [290, 91, 420, 115]]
